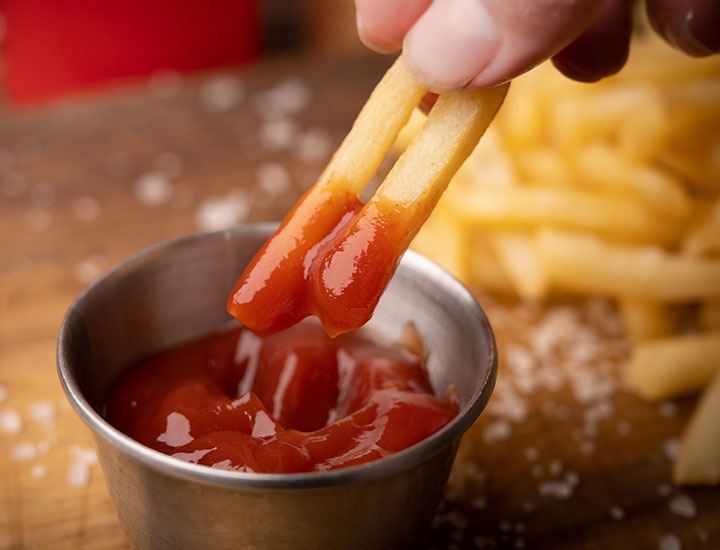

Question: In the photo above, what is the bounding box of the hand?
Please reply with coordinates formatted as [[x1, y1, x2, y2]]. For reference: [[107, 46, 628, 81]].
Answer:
[[355, 0, 720, 92]]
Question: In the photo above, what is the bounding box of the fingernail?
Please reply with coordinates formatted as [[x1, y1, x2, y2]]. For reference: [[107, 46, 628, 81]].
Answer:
[[403, 0, 501, 92], [356, 10, 398, 54], [664, 12, 717, 57]]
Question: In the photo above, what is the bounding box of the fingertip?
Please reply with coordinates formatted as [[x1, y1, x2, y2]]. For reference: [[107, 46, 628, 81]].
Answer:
[[647, 0, 720, 57], [355, 0, 432, 54]]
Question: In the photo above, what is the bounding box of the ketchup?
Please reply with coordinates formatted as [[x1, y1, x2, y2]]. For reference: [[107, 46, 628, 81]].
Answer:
[[227, 190, 414, 337], [105, 321, 458, 473]]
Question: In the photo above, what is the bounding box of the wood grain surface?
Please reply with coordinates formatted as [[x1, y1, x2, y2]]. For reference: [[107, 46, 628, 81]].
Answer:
[[0, 53, 717, 550]]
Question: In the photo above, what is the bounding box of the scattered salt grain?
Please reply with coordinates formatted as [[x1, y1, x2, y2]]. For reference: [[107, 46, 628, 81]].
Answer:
[[30, 183, 56, 208], [695, 527, 709, 542], [548, 459, 563, 477], [483, 419, 512, 444], [148, 69, 182, 98], [199, 76, 244, 113], [26, 208, 52, 231], [658, 484, 673, 497], [153, 151, 184, 178], [488, 381, 528, 423], [134, 171, 173, 206], [28, 401, 55, 430], [72, 197, 101, 222], [580, 441, 595, 456], [253, 78, 312, 119], [609, 506, 626, 520], [0, 384, 7, 404], [12, 442, 37, 461], [564, 470, 579, 487], [259, 118, 300, 152], [470, 495, 487, 511], [658, 402, 678, 418], [0, 409, 22, 434], [524, 447, 539, 462], [668, 494, 697, 518], [75, 254, 107, 285], [538, 480, 573, 499], [663, 438, 680, 461], [31, 464, 48, 479], [195, 191, 249, 231], [616, 420, 632, 436], [257, 162, 292, 196], [293, 127, 332, 163], [67, 446, 98, 487], [658, 534, 682, 550]]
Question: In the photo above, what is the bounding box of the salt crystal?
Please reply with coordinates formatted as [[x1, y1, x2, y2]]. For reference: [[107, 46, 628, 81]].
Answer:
[[199, 76, 244, 113], [658, 534, 682, 550], [524, 447, 539, 462], [75, 254, 106, 285], [67, 446, 98, 487], [663, 438, 680, 461], [548, 459, 563, 477], [488, 381, 528, 423], [153, 152, 183, 178], [257, 162, 291, 196], [470, 495, 487, 510], [253, 78, 312, 119], [565, 471, 579, 487], [293, 127, 332, 163], [0, 384, 7, 404], [12, 442, 36, 461], [195, 192, 249, 231], [26, 208, 52, 231], [610, 506, 626, 520], [617, 420, 632, 436], [538, 480, 573, 499], [657, 484, 673, 497], [148, 69, 182, 98], [658, 402, 678, 418], [259, 118, 300, 152], [134, 171, 173, 206], [30, 183, 56, 208], [73, 197, 100, 222], [28, 401, 55, 429], [31, 464, 48, 479], [580, 441, 595, 456], [668, 494, 697, 518], [483, 419, 512, 444], [0, 408, 23, 434]]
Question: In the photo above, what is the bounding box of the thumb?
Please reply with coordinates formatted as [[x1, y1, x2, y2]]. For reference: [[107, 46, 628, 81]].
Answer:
[[403, 0, 603, 92]]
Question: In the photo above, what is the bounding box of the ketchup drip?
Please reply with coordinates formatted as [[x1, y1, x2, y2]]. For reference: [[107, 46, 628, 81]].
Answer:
[[227, 190, 414, 337], [105, 321, 458, 473]]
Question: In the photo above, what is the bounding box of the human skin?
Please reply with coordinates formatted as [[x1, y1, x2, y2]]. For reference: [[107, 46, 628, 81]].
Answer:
[[355, 0, 720, 92]]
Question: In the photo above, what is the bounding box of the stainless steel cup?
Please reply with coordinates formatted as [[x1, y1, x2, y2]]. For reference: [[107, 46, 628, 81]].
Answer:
[[57, 223, 496, 550]]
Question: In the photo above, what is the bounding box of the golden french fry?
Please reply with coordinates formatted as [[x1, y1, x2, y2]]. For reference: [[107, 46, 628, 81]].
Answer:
[[626, 330, 720, 400], [445, 187, 682, 244], [619, 299, 674, 342], [465, 233, 516, 295], [682, 199, 720, 257], [674, 369, 720, 485], [490, 232, 547, 300], [574, 144, 691, 218], [411, 208, 467, 281], [535, 229, 720, 302]]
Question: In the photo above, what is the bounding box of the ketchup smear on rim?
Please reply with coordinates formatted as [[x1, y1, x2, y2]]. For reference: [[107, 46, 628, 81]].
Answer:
[[105, 321, 458, 473]]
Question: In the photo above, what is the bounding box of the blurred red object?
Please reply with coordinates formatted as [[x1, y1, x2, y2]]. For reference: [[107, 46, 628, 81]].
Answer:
[[0, 0, 261, 104]]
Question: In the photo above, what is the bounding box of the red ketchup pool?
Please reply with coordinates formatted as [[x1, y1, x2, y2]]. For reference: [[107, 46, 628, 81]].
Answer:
[[105, 321, 458, 473]]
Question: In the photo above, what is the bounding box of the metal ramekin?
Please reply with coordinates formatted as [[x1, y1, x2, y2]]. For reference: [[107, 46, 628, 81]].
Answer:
[[57, 223, 496, 550]]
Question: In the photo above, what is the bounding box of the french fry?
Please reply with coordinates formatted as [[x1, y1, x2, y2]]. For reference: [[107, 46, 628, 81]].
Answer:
[[445, 187, 682, 244], [626, 330, 720, 401], [464, 234, 516, 295], [535, 229, 720, 302], [490, 232, 547, 300], [681, 199, 720, 257], [674, 369, 720, 485], [411, 208, 467, 282], [574, 144, 691, 218], [619, 299, 674, 342]]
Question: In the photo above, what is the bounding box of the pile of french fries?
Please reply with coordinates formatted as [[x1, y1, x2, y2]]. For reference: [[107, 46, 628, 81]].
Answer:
[[398, 33, 720, 485]]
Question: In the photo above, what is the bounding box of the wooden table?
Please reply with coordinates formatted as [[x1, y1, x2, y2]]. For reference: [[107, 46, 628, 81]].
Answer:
[[0, 53, 717, 549]]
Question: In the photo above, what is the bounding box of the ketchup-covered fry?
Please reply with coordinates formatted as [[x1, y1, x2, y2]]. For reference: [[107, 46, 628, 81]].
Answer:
[[227, 57, 507, 335]]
